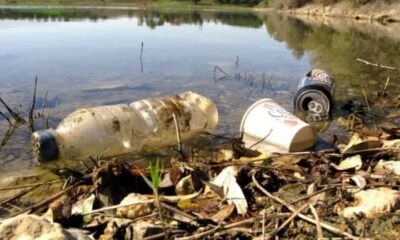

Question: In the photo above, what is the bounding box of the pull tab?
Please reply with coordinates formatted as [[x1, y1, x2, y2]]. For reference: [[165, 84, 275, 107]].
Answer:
[[308, 100, 324, 114]]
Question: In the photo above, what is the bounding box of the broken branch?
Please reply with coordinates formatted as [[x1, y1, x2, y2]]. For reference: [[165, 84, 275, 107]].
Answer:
[[0, 97, 25, 123], [357, 58, 400, 71], [0, 110, 12, 125], [29, 76, 38, 131], [310, 204, 323, 240]]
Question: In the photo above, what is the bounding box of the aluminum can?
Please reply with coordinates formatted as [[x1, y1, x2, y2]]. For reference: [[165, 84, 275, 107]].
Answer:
[[294, 69, 335, 121]]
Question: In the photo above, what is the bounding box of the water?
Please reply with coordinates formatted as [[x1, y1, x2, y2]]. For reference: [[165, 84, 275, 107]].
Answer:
[[0, 7, 399, 176]]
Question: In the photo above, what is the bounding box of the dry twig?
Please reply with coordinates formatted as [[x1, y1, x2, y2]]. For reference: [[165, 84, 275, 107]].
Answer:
[[265, 203, 308, 239], [362, 88, 370, 112], [0, 180, 62, 191], [0, 110, 12, 125], [84, 199, 155, 215], [0, 97, 25, 123], [175, 224, 221, 240], [172, 113, 183, 155], [0, 185, 40, 207], [140, 42, 144, 73], [7, 181, 82, 218], [310, 204, 323, 240], [29, 76, 38, 131], [251, 172, 359, 239], [357, 58, 400, 71], [40, 90, 48, 117]]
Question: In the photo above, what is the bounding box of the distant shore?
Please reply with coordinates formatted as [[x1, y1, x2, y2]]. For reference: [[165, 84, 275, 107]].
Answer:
[[0, 0, 251, 11], [282, 2, 400, 23], [1, 0, 400, 23]]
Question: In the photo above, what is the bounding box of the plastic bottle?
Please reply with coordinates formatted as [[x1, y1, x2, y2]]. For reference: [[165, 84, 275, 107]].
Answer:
[[294, 69, 335, 121], [32, 91, 218, 162]]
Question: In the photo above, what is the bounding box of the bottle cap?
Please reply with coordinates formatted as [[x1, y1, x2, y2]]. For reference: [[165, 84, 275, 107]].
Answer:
[[31, 129, 59, 162]]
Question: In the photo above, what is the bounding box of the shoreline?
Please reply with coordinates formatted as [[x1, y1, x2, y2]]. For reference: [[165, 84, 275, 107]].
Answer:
[[1, 1, 400, 25], [282, 2, 400, 23], [0, 1, 252, 12]]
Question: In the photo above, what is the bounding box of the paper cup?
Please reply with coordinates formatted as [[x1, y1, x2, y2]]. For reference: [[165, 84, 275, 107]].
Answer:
[[240, 99, 317, 153]]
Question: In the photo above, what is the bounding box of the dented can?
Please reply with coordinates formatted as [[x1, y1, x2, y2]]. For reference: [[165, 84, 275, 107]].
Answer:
[[32, 91, 218, 162], [294, 69, 335, 120], [240, 99, 317, 153]]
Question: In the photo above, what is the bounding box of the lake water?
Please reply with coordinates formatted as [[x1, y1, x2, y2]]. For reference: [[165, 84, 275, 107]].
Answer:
[[0, 7, 399, 175]]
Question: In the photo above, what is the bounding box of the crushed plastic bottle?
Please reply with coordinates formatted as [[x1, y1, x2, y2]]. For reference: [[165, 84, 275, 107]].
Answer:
[[294, 69, 335, 121], [32, 91, 218, 162]]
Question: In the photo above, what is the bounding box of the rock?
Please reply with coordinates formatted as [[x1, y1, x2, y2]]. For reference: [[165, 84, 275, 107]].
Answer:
[[133, 221, 164, 240], [0, 214, 89, 240], [99, 218, 132, 240], [116, 193, 154, 219], [342, 188, 400, 218]]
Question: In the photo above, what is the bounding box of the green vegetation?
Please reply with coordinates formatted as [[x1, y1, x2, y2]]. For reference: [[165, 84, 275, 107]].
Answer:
[[264, 0, 397, 9], [140, 158, 168, 236], [0, 0, 253, 8], [215, 0, 262, 7], [0, 0, 397, 9]]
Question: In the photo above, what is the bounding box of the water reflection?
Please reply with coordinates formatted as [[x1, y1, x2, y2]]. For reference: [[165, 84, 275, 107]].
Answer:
[[0, 7, 399, 175], [0, 8, 264, 28], [263, 14, 400, 100]]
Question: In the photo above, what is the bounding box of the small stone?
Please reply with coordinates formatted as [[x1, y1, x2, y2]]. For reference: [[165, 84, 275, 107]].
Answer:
[[133, 221, 164, 240], [99, 218, 132, 240], [0, 214, 89, 240], [116, 193, 154, 219]]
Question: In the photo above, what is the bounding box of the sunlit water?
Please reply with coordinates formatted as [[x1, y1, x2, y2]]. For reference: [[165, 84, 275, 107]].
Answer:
[[0, 7, 399, 176]]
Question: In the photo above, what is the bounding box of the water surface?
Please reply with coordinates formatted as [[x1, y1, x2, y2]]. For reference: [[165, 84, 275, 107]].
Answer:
[[0, 7, 399, 175]]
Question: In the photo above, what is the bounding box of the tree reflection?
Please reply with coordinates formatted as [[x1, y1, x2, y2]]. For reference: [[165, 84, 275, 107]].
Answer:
[[0, 8, 263, 28], [263, 13, 400, 94]]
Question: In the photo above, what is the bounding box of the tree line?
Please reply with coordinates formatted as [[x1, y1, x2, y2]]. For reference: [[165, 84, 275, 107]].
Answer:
[[209, 0, 396, 7]]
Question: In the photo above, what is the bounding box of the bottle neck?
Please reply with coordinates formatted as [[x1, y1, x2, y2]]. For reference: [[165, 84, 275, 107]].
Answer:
[[32, 129, 60, 162]]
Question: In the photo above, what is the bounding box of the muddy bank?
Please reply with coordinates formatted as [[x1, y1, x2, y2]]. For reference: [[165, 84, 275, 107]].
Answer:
[[281, 2, 400, 23]]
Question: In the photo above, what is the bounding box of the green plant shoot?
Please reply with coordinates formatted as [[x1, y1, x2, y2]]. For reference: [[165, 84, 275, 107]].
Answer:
[[141, 158, 162, 194]]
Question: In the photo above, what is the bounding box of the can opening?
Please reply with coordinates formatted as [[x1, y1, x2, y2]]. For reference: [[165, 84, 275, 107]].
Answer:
[[301, 97, 313, 111], [294, 86, 333, 115]]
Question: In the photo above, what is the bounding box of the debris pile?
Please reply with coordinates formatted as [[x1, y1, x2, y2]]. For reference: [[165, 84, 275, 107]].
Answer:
[[2, 121, 400, 239], [1, 69, 400, 238]]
